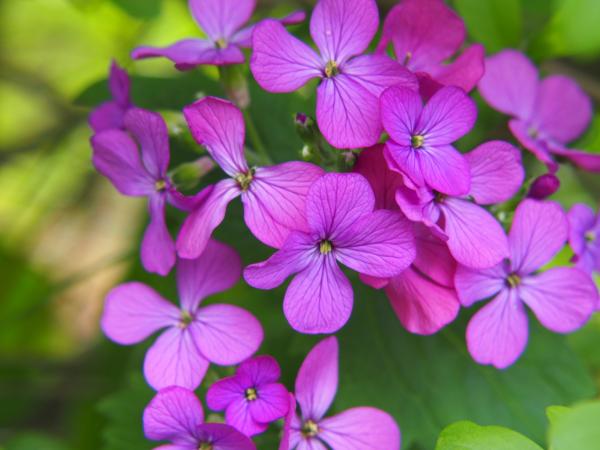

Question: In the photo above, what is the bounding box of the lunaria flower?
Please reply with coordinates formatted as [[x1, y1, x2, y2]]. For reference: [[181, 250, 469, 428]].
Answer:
[[376, 0, 485, 99], [355, 145, 460, 334], [144, 386, 256, 450], [394, 140, 524, 269], [568, 203, 600, 274], [244, 172, 416, 334], [478, 49, 600, 172], [207, 355, 289, 436], [91, 108, 204, 275], [89, 60, 132, 132], [380, 85, 477, 196], [132, 0, 304, 70], [250, 0, 418, 149], [280, 337, 401, 450], [178, 97, 324, 259], [455, 199, 598, 368], [101, 240, 263, 390]]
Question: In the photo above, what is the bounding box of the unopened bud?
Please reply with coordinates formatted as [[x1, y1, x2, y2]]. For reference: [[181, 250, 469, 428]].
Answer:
[[170, 157, 215, 191], [294, 113, 320, 144], [528, 173, 560, 199], [218, 66, 250, 109]]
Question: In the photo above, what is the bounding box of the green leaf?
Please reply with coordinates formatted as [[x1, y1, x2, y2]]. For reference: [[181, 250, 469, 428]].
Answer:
[[548, 401, 600, 450], [110, 0, 162, 20], [435, 420, 542, 450], [5, 433, 70, 450]]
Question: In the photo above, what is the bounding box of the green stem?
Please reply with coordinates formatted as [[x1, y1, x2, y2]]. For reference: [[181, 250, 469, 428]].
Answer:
[[243, 111, 272, 165]]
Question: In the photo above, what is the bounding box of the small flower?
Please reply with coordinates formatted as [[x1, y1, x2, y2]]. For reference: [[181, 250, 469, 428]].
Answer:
[[89, 60, 132, 132], [455, 199, 598, 368], [568, 203, 600, 274], [132, 0, 305, 70], [478, 49, 600, 173], [376, 0, 485, 99], [279, 337, 401, 450], [250, 0, 418, 149], [527, 173, 560, 199], [101, 240, 263, 390], [380, 84, 478, 196], [178, 97, 324, 259], [244, 172, 416, 334], [206, 356, 290, 436], [144, 386, 256, 450]]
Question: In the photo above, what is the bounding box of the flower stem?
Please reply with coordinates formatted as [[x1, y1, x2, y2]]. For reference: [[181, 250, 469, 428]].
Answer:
[[243, 111, 272, 165]]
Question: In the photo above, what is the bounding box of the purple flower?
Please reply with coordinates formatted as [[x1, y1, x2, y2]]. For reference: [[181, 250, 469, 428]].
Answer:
[[280, 337, 401, 450], [206, 355, 290, 436], [380, 85, 477, 196], [478, 49, 600, 173], [568, 204, 600, 274], [244, 172, 416, 334], [456, 199, 598, 369], [250, 0, 418, 149], [132, 0, 305, 70], [376, 0, 485, 99], [527, 173, 560, 200], [91, 108, 204, 275], [101, 240, 263, 390], [178, 97, 324, 259], [89, 60, 132, 132], [144, 386, 256, 450]]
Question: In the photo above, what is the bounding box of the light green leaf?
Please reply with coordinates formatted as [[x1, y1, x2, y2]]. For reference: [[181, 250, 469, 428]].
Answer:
[[548, 401, 600, 450], [435, 420, 543, 450]]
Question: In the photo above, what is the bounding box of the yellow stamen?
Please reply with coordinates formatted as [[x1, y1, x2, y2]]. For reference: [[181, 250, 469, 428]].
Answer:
[[411, 135, 425, 148], [506, 273, 521, 288], [324, 60, 339, 78], [199, 443, 213, 450], [155, 179, 167, 191], [585, 231, 596, 243], [245, 388, 258, 401], [319, 240, 333, 254], [215, 38, 227, 49], [403, 51, 413, 66], [301, 420, 319, 438], [234, 169, 254, 191], [178, 310, 194, 329]]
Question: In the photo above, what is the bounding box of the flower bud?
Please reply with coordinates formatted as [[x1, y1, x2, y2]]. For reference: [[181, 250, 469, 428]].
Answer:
[[169, 157, 215, 191], [527, 173, 560, 199]]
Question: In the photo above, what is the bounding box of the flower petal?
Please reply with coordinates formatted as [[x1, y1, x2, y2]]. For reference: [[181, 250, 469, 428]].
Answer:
[[466, 289, 529, 369], [231, 11, 307, 48], [101, 282, 179, 345], [548, 144, 600, 172], [225, 397, 268, 436], [132, 39, 245, 68], [342, 54, 418, 97], [454, 263, 507, 307], [196, 423, 257, 450], [380, 86, 423, 146], [189, 0, 255, 41], [413, 224, 456, 287], [430, 44, 485, 92], [249, 383, 290, 423], [206, 375, 246, 411], [568, 203, 596, 256], [278, 394, 297, 450], [141, 194, 176, 276], [508, 119, 557, 171], [124, 108, 170, 179], [238, 355, 281, 385], [89, 101, 126, 133], [108, 60, 130, 107]]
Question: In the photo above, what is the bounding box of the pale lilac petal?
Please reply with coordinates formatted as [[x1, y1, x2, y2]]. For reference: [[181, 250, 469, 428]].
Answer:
[[454, 263, 506, 307], [430, 44, 485, 93], [386, 267, 460, 335], [284, 255, 353, 334], [509, 199, 568, 274], [108, 61, 130, 107], [191, 304, 263, 365], [466, 289, 529, 369], [508, 119, 558, 171], [91, 130, 154, 196], [89, 101, 126, 133], [177, 180, 240, 259], [568, 203, 596, 255], [238, 355, 281, 385], [183, 97, 248, 176], [478, 49, 538, 120], [250, 20, 322, 93], [143, 386, 204, 444], [141, 194, 176, 276], [532, 75, 592, 144], [335, 210, 416, 278], [466, 140, 524, 204], [295, 337, 338, 421], [279, 394, 297, 450], [242, 162, 324, 248], [441, 198, 509, 269], [296, 440, 327, 450], [152, 445, 192, 450], [144, 327, 210, 391], [547, 145, 600, 172], [249, 383, 290, 423], [225, 397, 268, 436], [520, 268, 597, 333], [393, 182, 439, 225], [231, 10, 307, 47], [319, 407, 401, 450], [310, 0, 378, 63], [177, 240, 241, 312], [101, 282, 179, 345], [132, 40, 245, 68], [196, 423, 256, 450], [206, 376, 246, 411], [380, 86, 423, 146], [359, 273, 390, 289], [189, 0, 255, 41], [413, 225, 456, 287], [124, 108, 169, 179]]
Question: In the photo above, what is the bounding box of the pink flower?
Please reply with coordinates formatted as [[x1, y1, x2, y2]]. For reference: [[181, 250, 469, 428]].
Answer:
[[101, 240, 263, 390], [280, 337, 401, 450], [89, 60, 132, 132], [568, 203, 600, 275], [206, 355, 290, 436], [132, 0, 304, 70], [178, 97, 324, 259], [250, 0, 418, 149], [377, 0, 485, 99], [456, 199, 598, 369], [478, 49, 600, 173], [144, 386, 256, 450], [244, 172, 416, 334]]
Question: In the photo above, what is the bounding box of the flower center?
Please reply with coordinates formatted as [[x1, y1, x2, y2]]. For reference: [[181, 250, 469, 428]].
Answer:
[[178, 310, 194, 329], [585, 230, 596, 243], [506, 273, 521, 288], [434, 191, 446, 203], [155, 179, 167, 192], [198, 443, 213, 450], [324, 60, 339, 78], [528, 127, 539, 138], [245, 387, 258, 401], [301, 419, 320, 438], [215, 38, 227, 49], [403, 51, 413, 66], [319, 240, 333, 254], [234, 169, 255, 191], [411, 135, 425, 148]]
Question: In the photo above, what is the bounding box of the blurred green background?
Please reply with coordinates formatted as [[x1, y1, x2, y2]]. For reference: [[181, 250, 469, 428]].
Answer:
[[1, 0, 600, 449]]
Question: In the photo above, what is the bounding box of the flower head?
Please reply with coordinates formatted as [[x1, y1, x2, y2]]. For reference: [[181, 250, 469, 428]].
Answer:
[[568, 204, 600, 274], [89, 60, 132, 132], [101, 240, 263, 390]]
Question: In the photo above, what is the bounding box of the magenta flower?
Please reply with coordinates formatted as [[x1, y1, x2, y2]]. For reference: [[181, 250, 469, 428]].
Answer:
[[206, 355, 289, 436], [280, 337, 401, 450], [89, 60, 132, 132], [144, 386, 256, 450], [178, 97, 324, 259], [527, 173, 560, 200], [132, 0, 304, 70], [250, 0, 418, 149], [101, 240, 263, 390], [380, 85, 477, 196], [376, 0, 485, 99], [91, 108, 204, 275], [478, 49, 600, 172], [244, 172, 416, 334], [568, 204, 600, 274], [456, 199, 598, 369]]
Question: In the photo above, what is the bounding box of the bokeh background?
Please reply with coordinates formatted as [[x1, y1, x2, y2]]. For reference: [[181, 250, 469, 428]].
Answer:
[[1, 0, 599, 449]]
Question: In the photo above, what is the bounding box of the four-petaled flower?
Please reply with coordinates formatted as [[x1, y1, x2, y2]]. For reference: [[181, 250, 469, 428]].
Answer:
[[89, 60, 132, 132], [568, 204, 600, 275]]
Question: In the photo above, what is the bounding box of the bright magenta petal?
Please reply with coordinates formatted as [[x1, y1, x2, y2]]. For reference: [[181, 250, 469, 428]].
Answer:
[[343, 54, 418, 97], [430, 43, 485, 92], [380, 85, 423, 146], [141, 194, 176, 276], [225, 397, 268, 436], [125, 108, 170, 179], [132, 40, 245, 68], [189, 0, 256, 41], [454, 263, 506, 307]]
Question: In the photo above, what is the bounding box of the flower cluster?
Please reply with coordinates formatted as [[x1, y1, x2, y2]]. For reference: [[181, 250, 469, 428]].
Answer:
[[89, 0, 600, 448]]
